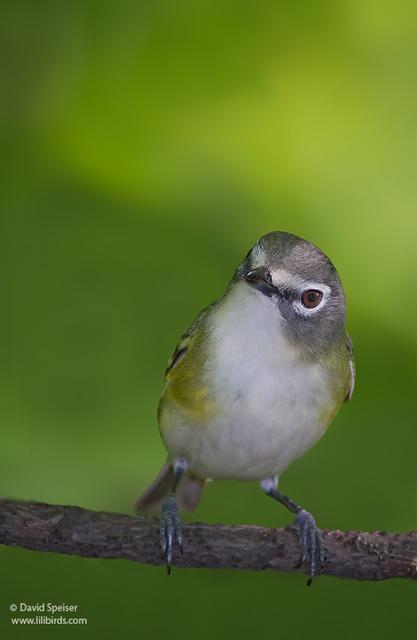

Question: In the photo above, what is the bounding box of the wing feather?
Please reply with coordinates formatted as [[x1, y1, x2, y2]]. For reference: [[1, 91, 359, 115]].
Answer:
[[345, 334, 355, 402], [164, 303, 214, 378]]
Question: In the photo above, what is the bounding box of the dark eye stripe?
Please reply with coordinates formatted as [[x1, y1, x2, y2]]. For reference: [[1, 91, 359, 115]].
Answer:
[[276, 286, 294, 301]]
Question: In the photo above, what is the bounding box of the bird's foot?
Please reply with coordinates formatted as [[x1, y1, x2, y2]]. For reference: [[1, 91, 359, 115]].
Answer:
[[160, 494, 182, 574], [293, 509, 324, 586]]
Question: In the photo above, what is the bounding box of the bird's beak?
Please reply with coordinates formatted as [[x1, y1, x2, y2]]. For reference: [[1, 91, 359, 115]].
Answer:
[[244, 267, 277, 297]]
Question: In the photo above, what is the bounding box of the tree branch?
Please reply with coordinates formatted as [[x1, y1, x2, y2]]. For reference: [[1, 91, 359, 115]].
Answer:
[[0, 498, 416, 580]]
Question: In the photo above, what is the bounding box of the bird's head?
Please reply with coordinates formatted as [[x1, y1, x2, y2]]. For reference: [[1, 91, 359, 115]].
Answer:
[[233, 231, 346, 356]]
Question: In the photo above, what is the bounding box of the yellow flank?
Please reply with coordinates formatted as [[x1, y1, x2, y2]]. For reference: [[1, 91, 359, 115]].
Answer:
[[162, 378, 216, 421], [158, 319, 217, 427], [318, 398, 343, 429], [318, 334, 352, 426]]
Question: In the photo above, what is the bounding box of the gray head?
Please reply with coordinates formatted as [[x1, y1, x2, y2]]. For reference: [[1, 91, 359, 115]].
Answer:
[[233, 231, 346, 357]]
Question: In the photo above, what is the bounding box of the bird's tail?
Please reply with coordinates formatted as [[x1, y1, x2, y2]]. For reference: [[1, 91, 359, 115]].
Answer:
[[135, 462, 205, 513]]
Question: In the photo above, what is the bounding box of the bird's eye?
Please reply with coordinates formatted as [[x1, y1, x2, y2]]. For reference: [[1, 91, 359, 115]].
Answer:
[[301, 289, 323, 309]]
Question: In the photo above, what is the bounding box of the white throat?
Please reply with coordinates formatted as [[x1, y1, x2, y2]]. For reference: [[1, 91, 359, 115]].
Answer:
[[211, 281, 294, 375]]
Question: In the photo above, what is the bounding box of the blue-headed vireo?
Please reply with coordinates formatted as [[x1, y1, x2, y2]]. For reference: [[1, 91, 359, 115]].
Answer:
[[136, 231, 355, 583]]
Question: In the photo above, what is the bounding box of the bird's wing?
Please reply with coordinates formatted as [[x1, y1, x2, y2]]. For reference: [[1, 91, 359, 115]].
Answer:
[[136, 306, 214, 514], [164, 302, 214, 379], [345, 334, 355, 402]]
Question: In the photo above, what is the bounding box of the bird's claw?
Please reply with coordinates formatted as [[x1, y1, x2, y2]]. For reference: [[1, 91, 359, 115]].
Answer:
[[293, 509, 324, 585], [160, 495, 182, 574]]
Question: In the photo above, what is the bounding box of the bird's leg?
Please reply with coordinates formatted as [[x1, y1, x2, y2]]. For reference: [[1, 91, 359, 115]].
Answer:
[[160, 458, 188, 574], [260, 477, 324, 585]]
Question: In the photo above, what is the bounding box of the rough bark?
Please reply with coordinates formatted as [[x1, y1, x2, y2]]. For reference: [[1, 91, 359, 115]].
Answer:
[[1, 498, 416, 581]]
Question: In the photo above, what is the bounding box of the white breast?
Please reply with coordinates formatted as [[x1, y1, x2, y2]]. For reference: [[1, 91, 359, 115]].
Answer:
[[181, 283, 333, 481]]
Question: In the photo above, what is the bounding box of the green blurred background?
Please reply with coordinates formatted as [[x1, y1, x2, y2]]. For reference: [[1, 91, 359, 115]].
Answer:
[[2, 0, 417, 637]]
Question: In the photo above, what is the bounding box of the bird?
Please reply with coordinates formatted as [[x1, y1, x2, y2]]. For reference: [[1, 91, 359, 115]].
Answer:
[[136, 231, 355, 583]]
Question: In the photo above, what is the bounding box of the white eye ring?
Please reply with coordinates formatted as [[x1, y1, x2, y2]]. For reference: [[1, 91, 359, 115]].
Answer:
[[293, 283, 330, 316]]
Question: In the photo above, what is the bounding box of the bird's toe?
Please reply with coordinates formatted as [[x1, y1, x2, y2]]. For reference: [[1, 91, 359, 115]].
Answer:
[[160, 495, 182, 574], [293, 509, 324, 585]]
